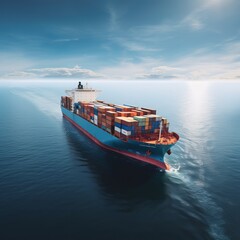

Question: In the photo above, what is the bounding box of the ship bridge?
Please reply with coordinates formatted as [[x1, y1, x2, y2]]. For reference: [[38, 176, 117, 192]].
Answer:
[[66, 82, 101, 103]]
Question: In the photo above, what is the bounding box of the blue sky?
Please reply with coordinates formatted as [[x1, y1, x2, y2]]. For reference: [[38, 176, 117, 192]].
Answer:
[[0, 0, 240, 80]]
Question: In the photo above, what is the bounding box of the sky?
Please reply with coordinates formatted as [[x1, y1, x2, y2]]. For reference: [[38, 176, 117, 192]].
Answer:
[[0, 0, 240, 80]]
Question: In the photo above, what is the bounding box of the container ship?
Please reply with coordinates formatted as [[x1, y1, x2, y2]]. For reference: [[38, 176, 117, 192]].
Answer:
[[61, 82, 179, 171]]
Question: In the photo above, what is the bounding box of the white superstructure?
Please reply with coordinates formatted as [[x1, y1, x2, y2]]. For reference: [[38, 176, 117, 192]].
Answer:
[[66, 82, 101, 103]]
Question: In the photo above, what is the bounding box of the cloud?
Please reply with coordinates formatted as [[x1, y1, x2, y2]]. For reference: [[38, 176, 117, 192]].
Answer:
[[53, 38, 79, 42], [107, 5, 119, 31], [126, 0, 229, 39], [110, 9, 205, 54], [6, 71, 36, 78], [129, 24, 176, 37], [137, 65, 184, 79], [111, 37, 159, 52], [1, 37, 240, 81], [97, 59, 182, 80], [132, 13, 204, 35], [102, 39, 239, 81], [180, 0, 236, 31], [99, 61, 148, 80], [178, 41, 240, 80], [152, 66, 182, 73], [182, 15, 204, 30], [137, 40, 240, 80], [4, 65, 104, 79]]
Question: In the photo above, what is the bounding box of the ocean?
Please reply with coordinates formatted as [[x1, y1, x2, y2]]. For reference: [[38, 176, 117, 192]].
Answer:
[[0, 80, 239, 240]]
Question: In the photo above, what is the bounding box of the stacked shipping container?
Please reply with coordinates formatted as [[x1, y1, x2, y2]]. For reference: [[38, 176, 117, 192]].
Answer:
[[60, 98, 170, 141], [61, 96, 73, 111]]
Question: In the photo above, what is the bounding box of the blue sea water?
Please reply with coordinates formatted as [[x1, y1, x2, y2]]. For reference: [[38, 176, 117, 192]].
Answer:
[[0, 80, 239, 240]]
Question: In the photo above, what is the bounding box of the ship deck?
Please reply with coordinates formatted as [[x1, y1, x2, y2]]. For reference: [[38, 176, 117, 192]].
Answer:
[[130, 132, 179, 145]]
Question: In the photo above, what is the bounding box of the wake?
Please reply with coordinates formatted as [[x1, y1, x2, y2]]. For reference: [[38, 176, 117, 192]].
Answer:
[[167, 159, 229, 240], [11, 89, 62, 121]]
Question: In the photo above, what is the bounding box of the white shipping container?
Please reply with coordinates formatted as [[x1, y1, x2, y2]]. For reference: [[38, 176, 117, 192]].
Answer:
[[94, 119, 98, 125], [114, 126, 121, 132], [121, 129, 131, 136]]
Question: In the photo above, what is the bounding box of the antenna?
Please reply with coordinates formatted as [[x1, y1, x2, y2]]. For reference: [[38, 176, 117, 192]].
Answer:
[[158, 120, 162, 142]]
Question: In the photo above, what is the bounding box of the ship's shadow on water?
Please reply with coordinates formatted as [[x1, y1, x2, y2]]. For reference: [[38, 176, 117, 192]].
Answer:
[[62, 118, 168, 205]]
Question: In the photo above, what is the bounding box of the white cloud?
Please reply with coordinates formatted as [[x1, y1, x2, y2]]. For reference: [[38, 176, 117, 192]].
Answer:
[[182, 42, 240, 80], [6, 71, 37, 78], [4, 65, 104, 79], [111, 37, 159, 52], [182, 16, 204, 30], [99, 39, 238, 81], [53, 38, 79, 42], [1, 38, 240, 81], [107, 5, 119, 31], [129, 24, 176, 37], [137, 65, 184, 79], [127, 10, 204, 39], [152, 66, 183, 73], [99, 61, 148, 80], [127, 0, 227, 39], [180, 0, 236, 31]]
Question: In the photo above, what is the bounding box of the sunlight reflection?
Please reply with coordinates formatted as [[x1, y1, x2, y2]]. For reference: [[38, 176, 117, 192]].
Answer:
[[184, 81, 211, 133]]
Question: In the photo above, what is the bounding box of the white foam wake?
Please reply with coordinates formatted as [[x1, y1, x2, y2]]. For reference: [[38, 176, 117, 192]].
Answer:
[[167, 163, 229, 240], [11, 89, 62, 121]]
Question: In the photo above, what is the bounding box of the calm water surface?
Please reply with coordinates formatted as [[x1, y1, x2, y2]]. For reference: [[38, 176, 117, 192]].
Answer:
[[0, 80, 239, 240]]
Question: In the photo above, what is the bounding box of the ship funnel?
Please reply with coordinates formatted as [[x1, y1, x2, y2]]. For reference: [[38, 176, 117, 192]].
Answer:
[[78, 82, 83, 89]]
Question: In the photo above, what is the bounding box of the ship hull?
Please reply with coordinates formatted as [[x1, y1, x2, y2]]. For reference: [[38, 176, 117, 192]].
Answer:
[[61, 107, 175, 170]]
